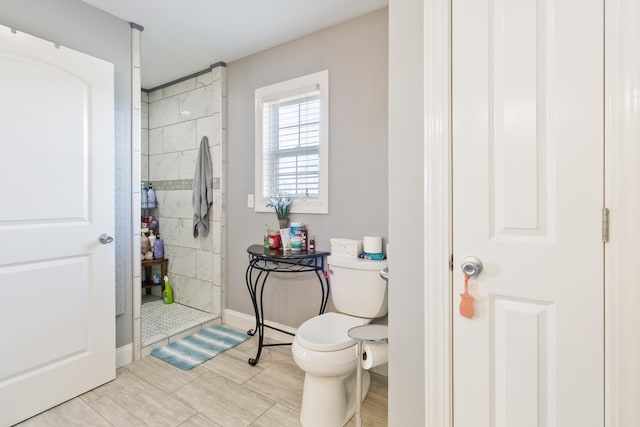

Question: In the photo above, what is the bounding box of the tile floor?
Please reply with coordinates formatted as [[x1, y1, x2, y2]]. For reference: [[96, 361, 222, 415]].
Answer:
[[17, 328, 388, 427]]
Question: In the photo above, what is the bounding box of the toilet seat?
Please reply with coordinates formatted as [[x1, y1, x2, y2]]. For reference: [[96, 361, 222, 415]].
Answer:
[[296, 312, 368, 352]]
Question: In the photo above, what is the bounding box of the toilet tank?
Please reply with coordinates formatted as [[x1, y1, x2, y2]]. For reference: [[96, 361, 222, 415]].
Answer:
[[327, 255, 388, 319]]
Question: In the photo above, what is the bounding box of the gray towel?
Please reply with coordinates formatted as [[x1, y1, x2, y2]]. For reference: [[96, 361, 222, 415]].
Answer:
[[193, 136, 213, 238]]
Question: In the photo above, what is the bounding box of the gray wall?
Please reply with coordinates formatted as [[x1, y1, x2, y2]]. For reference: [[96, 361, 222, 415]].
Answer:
[[387, 0, 426, 424], [227, 8, 388, 327], [0, 0, 134, 347]]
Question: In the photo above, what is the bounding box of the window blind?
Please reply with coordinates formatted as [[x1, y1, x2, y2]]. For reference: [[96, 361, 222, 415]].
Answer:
[[262, 89, 320, 199]]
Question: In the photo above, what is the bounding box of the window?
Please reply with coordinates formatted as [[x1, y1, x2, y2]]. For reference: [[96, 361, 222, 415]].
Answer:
[[255, 70, 329, 214]]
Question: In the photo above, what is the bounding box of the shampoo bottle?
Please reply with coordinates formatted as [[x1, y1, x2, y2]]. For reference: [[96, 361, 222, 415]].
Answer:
[[141, 184, 148, 209], [147, 183, 156, 208], [153, 236, 164, 259], [163, 275, 173, 304]]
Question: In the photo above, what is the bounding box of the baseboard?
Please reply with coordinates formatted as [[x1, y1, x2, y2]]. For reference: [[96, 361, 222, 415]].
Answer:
[[116, 343, 133, 368], [223, 309, 298, 343]]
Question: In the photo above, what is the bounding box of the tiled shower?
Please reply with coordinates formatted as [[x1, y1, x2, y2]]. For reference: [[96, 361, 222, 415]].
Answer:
[[139, 64, 227, 354]]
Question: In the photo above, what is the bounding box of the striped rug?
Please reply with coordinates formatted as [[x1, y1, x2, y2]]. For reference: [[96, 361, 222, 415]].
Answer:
[[151, 325, 250, 370]]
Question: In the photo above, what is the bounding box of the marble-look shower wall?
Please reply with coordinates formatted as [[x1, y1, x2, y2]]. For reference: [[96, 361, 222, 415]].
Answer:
[[141, 92, 149, 181], [146, 65, 225, 314]]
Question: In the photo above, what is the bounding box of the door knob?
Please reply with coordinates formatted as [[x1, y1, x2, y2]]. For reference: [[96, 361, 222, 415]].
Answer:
[[99, 233, 114, 244], [380, 267, 389, 280], [460, 256, 482, 277]]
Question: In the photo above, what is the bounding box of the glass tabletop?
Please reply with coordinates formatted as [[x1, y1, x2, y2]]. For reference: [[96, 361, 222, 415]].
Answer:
[[348, 324, 388, 342], [247, 244, 329, 259]]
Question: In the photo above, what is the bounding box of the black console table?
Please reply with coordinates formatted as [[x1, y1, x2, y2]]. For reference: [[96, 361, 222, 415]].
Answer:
[[245, 244, 330, 365]]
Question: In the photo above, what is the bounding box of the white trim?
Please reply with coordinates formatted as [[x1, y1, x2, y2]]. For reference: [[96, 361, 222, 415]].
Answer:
[[223, 309, 298, 344], [131, 25, 143, 363], [116, 343, 133, 368], [425, 0, 453, 425], [254, 70, 329, 215], [604, 2, 619, 423], [604, 0, 640, 425]]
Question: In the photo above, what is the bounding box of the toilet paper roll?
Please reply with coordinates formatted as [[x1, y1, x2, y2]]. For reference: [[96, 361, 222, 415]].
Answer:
[[361, 342, 388, 370], [363, 236, 383, 254]]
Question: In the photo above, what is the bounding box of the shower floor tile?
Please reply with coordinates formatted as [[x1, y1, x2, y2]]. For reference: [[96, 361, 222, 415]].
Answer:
[[141, 297, 219, 347]]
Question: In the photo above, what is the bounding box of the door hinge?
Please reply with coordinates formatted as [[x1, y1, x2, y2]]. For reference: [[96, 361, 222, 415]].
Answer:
[[602, 208, 610, 243], [449, 254, 454, 271]]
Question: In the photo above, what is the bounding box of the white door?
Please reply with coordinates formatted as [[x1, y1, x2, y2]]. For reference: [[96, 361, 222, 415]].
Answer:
[[0, 25, 115, 425], [452, 0, 604, 425]]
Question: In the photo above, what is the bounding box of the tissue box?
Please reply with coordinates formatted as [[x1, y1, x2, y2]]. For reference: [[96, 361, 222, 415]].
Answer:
[[330, 238, 363, 258]]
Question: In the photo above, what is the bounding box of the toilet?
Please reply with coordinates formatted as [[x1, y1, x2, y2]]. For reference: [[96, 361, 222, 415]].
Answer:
[[292, 255, 388, 427]]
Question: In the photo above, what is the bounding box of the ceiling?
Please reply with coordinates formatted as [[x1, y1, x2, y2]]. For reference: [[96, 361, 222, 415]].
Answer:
[[80, 0, 388, 89]]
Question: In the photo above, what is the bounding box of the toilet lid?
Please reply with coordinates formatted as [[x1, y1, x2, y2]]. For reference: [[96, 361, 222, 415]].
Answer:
[[296, 312, 367, 352]]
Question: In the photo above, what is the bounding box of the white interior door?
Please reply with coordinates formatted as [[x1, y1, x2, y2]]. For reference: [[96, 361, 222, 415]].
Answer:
[[0, 25, 115, 425], [452, 0, 604, 426]]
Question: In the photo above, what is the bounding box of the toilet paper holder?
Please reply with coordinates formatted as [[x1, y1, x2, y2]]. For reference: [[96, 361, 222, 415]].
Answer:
[[348, 324, 388, 427]]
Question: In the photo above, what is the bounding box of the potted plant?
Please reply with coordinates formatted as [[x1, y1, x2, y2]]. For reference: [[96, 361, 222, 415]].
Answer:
[[267, 194, 293, 229]]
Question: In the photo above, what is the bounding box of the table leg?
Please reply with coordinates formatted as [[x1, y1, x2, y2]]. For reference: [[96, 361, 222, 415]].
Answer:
[[246, 263, 270, 366], [144, 265, 151, 295], [245, 263, 260, 336], [314, 269, 330, 315], [160, 259, 167, 291]]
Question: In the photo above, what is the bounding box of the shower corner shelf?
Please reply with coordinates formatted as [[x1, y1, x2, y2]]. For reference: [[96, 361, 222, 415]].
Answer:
[[141, 257, 168, 294]]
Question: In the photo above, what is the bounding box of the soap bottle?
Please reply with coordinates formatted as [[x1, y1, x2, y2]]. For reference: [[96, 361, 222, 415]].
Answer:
[[147, 183, 156, 208], [141, 183, 148, 209], [148, 230, 157, 249], [163, 275, 173, 304], [264, 224, 270, 248], [153, 235, 164, 259], [309, 235, 315, 251]]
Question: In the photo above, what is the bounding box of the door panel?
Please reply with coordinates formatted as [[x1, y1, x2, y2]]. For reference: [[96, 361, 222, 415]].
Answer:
[[0, 25, 115, 425], [491, 296, 555, 427], [0, 54, 87, 222], [452, 0, 603, 425]]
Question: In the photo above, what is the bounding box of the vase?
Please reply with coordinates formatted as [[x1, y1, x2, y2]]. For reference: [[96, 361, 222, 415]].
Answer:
[[279, 218, 289, 229]]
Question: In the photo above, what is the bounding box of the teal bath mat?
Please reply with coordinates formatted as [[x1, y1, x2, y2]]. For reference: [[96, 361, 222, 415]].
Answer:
[[151, 325, 249, 370]]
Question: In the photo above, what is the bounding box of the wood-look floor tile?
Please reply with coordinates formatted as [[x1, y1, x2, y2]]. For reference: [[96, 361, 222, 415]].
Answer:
[[127, 354, 207, 393], [79, 367, 141, 404], [345, 373, 388, 427], [179, 413, 222, 427], [232, 337, 294, 365], [27, 324, 389, 427], [172, 371, 274, 427], [244, 360, 305, 411], [87, 373, 196, 426], [17, 397, 111, 427], [250, 403, 300, 427], [368, 372, 388, 399], [200, 347, 266, 384]]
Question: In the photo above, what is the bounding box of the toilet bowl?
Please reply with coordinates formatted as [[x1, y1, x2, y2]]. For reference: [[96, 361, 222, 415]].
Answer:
[[292, 312, 372, 427], [292, 255, 388, 427]]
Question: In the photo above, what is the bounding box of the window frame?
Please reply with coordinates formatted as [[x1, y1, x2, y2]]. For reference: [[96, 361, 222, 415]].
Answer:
[[254, 70, 329, 214]]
